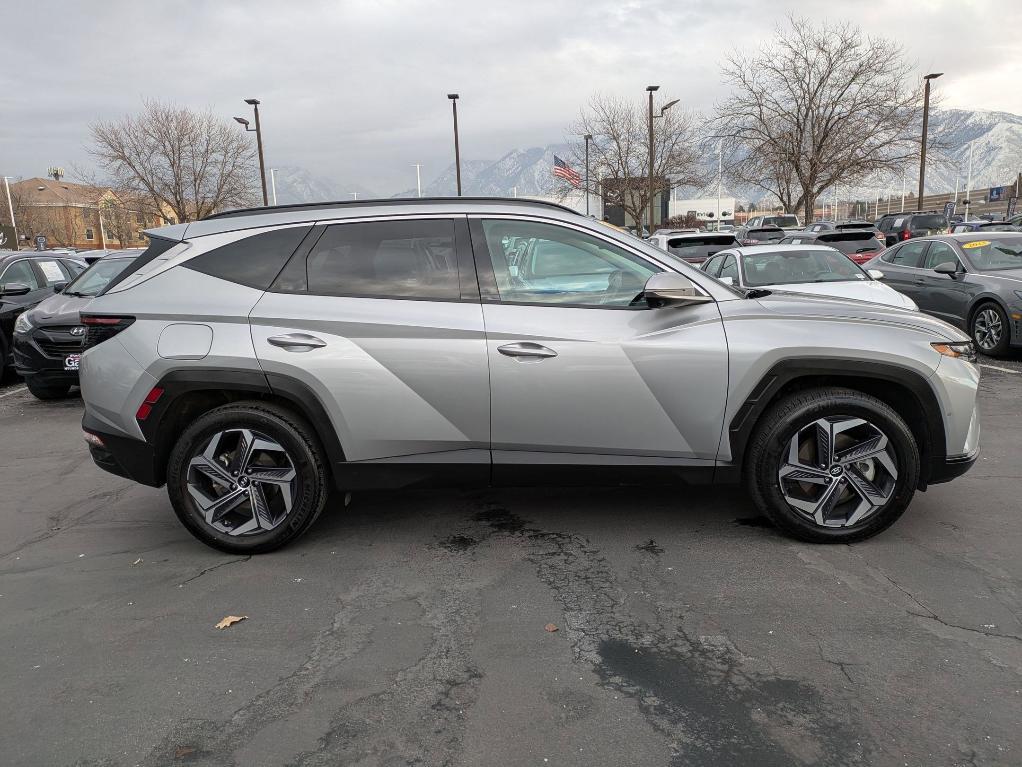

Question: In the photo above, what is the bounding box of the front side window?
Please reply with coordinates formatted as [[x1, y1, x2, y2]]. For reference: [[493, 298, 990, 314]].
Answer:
[[702, 255, 725, 276], [306, 219, 459, 299], [0, 260, 41, 290], [718, 255, 739, 281], [922, 242, 960, 270], [480, 219, 658, 307]]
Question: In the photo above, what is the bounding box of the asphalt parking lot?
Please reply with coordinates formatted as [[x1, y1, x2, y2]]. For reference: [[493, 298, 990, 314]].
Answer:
[[0, 362, 1020, 767]]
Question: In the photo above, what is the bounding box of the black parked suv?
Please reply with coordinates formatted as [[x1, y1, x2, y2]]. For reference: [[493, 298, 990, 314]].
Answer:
[[1, 251, 89, 381], [13, 250, 141, 398], [876, 213, 949, 246]]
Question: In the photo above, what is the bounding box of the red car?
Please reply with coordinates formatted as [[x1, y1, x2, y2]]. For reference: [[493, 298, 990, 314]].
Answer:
[[779, 229, 886, 265]]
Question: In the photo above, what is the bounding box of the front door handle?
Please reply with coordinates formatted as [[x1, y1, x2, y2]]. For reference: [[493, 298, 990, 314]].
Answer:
[[268, 333, 327, 352], [497, 342, 558, 359]]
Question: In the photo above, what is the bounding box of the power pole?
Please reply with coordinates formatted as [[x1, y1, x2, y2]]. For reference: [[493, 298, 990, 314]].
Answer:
[[646, 85, 659, 236]]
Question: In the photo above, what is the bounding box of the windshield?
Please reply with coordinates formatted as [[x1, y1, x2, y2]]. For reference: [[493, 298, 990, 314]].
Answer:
[[64, 257, 136, 297], [959, 237, 1022, 271], [912, 215, 948, 231], [764, 215, 799, 227], [742, 249, 868, 287]]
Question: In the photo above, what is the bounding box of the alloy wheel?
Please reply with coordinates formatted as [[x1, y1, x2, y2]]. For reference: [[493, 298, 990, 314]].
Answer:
[[186, 428, 297, 536], [778, 416, 898, 528], [973, 308, 1002, 351]]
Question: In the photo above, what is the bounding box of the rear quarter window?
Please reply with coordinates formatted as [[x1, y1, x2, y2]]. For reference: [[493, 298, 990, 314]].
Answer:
[[185, 226, 313, 290]]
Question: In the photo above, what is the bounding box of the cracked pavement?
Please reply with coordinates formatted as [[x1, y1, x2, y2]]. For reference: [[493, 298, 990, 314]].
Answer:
[[0, 368, 1019, 767]]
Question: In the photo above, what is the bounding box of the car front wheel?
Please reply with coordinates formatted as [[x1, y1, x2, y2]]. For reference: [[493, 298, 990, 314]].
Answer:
[[745, 387, 920, 543], [970, 303, 1009, 357], [167, 401, 330, 554]]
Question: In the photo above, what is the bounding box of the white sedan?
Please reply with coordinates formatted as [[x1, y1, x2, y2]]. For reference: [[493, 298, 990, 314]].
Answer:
[[699, 244, 917, 310]]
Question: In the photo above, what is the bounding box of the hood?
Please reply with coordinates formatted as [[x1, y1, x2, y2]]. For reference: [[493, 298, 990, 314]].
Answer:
[[751, 291, 967, 342], [765, 279, 916, 310], [979, 267, 1022, 284], [27, 291, 93, 326]]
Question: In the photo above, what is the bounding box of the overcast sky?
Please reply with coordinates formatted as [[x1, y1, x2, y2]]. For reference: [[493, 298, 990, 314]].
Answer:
[[2, 0, 1020, 195]]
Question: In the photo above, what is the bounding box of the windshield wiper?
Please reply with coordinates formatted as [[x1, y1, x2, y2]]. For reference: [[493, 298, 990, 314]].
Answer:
[[743, 288, 772, 298], [63, 290, 88, 297]]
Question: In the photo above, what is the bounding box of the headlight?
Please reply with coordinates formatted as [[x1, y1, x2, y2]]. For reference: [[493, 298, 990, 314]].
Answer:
[[13, 312, 33, 335], [932, 341, 976, 362]]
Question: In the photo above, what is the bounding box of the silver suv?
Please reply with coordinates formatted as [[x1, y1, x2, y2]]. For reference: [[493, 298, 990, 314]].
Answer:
[[79, 198, 980, 553]]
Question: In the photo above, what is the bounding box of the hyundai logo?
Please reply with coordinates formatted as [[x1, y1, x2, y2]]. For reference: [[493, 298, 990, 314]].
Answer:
[[69, 326, 86, 336]]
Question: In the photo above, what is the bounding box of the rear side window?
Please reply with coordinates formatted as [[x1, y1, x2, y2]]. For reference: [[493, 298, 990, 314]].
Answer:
[[186, 226, 312, 290], [306, 219, 459, 300], [910, 215, 948, 231], [99, 236, 178, 295], [883, 241, 927, 267]]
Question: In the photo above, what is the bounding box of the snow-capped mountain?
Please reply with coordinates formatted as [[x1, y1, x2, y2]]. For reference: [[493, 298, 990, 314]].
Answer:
[[926, 109, 1022, 193], [269, 165, 377, 205]]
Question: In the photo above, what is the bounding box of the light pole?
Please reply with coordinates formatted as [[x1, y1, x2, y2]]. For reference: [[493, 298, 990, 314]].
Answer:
[[646, 85, 659, 236], [716, 140, 722, 231], [447, 94, 462, 196], [412, 164, 423, 198], [2, 176, 17, 248], [583, 134, 592, 216], [901, 167, 907, 213], [917, 73, 942, 211], [269, 168, 278, 206], [235, 98, 268, 206], [349, 192, 358, 200], [964, 140, 974, 222]]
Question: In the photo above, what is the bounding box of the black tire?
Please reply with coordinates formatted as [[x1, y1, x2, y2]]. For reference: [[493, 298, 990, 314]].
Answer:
[[969, 302, 1010, 357], [745, 387, 920, 543], [25, 378, 72, 400], [167, 401, 330, 554]]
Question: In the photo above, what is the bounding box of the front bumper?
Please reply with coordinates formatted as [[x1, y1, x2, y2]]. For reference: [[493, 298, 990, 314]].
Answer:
[[928, 450, 979, 485], [12, 327, 84, 385], [82, 410, 162, 487]]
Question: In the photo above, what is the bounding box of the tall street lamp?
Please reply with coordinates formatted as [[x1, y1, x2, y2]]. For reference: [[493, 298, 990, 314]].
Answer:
[[2, 176, 17, 248], [646, 86, 659, 235], [583, 134, 592, 216], [412, 164, 423, 198], [917, 72, 942, 211], [448, 94, 462, 196], [235, 98, 268, 206]]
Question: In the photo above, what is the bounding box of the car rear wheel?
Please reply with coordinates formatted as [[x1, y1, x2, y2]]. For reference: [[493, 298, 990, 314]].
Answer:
[[970, 303, 1009, 357], [25, 379, 72, 400], [167, 401, 330, 554], [745, 387, 919, 543]]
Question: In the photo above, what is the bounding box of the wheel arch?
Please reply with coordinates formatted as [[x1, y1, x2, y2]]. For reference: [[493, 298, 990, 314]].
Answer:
[[726, 359, 946, 490], [141, 368, 345, 487], [966, 294, 1009, 326]]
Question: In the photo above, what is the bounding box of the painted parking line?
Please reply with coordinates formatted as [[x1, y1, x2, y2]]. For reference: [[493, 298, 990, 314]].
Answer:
[[0, 387, 28, 399], [980, 364, 1022, 375]]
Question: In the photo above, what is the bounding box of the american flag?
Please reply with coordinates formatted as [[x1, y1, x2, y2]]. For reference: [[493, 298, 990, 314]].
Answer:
[[552, 155, 581, 187]]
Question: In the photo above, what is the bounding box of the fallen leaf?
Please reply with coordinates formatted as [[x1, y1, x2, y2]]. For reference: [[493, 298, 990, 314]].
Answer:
[[215, 615, 248, 630], [174, 745, 196, 759], [544, 623, 559, 633]]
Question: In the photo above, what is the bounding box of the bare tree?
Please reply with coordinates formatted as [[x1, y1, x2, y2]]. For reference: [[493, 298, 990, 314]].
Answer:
[[89, 100, 259, 223], [714, 17, 927, 222], [563, 94, 705, 228]]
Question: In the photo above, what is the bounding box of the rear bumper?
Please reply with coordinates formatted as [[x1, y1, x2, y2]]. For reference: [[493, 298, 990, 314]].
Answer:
[[928, 450, 979, 485], [82, 410, 162, 487]]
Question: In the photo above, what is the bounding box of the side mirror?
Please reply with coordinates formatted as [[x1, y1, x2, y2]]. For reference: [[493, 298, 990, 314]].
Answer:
[[53, 282, 68, 293], [867, 269, 884, 280], [933, 262, 959, 277], [0, 282, 32, 297], [643, 272, 715, 308], [719, 276, 734, 286]]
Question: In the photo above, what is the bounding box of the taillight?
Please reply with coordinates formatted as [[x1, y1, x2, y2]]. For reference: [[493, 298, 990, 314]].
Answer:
[[135, 386, 164, 422], [80, 315, 135, 350], [900, 230, 911, 240]]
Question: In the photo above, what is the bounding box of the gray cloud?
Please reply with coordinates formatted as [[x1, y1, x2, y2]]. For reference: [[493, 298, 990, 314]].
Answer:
[[2, 0, 1019, 194]]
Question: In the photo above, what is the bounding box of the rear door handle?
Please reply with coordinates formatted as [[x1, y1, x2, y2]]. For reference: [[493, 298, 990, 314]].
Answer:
[[497, 342, 558, 359], [268, 333, 327, 351]]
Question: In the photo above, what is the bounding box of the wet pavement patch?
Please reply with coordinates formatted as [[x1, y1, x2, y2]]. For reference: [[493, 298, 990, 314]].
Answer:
[[734, 515, 774, 528], [636, 538, 665, 555], [438, 533, 479, 552]]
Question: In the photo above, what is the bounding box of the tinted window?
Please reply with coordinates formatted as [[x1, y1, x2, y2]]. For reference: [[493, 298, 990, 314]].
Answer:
[[910, 215, 948, 231], [1, 260, 41, 290], [187, 226, 312, 290], [883, 241, 927, 267], [307, 219, 459, 299], [878, 217, 899, 232], [480, 219, 657, 307], [664, 235, 738, 259], [98, 236, 177, 295], [746, 229, 784, 242], [922, 242, 959, 270], [763, 215, 799, 227], [818, 232, 883, 255]]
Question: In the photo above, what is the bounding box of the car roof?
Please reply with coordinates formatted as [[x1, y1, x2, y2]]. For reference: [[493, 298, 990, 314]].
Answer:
[[659, 232, 738, 240], [149, 197, 585, 242], [727, 244, 838, 256]]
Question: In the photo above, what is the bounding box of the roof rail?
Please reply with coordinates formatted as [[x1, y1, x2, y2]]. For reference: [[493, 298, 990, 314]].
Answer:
[[202, 196, 582, 221]]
